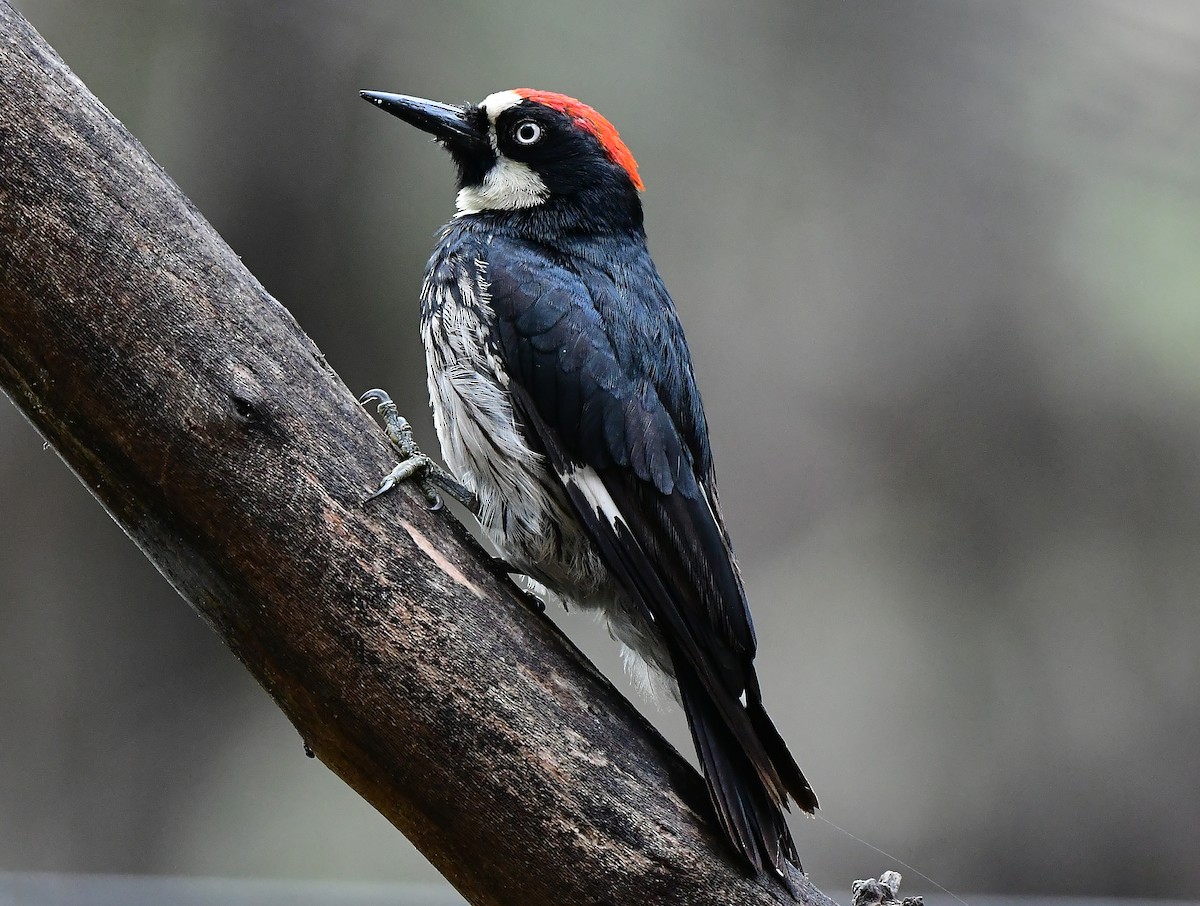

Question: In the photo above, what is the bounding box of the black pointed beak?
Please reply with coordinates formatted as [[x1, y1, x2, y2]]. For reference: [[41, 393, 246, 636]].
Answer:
[[360, 91, 485, 155]]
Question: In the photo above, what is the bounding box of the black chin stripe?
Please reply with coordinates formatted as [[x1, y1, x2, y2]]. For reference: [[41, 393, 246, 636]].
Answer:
[[451, 105, 496, 188]]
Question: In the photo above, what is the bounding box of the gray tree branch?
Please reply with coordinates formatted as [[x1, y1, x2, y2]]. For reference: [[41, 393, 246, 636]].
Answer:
[[0, 5, 835, 904]]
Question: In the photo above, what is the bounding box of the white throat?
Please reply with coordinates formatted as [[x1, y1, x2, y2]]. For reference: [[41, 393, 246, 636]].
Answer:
[[456, 158, 548, 215]]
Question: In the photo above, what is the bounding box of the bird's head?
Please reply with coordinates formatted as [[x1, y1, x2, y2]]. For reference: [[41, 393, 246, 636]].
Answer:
[[361, 88, 643, 220]]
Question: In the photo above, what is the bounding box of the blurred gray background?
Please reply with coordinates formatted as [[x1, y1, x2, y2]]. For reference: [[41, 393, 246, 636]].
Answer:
[[3, 0, 1199, 899]]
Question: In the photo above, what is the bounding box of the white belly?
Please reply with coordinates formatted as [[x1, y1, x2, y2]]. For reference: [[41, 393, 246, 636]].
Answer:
[[422, 288, 604, 593], [420, 270, 674, 700]]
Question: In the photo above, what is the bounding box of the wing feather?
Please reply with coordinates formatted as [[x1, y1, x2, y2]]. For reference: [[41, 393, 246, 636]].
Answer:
[[485, 234, 817, 876]]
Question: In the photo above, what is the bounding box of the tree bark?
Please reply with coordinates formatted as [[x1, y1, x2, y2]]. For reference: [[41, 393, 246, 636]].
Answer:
[[0, 5, 835, 904]]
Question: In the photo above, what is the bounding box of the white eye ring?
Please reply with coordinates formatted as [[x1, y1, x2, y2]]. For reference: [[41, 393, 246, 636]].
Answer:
[[514, 120, 543, 145]]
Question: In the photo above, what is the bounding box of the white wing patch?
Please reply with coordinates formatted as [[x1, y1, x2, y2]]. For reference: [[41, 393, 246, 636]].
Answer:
[[562, 464, 627, 529]]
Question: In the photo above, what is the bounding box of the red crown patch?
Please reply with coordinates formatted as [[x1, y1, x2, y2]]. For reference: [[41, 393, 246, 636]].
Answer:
[[514, 89, 644, 191]]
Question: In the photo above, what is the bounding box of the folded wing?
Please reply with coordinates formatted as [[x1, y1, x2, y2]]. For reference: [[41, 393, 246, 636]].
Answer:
[[485, 234, 817, 875]]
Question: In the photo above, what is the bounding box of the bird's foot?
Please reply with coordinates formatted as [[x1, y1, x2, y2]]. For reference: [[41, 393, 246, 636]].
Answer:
[[360, 388, 479, 513]]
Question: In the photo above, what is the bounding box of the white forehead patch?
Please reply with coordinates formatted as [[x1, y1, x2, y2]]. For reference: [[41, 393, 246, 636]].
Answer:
[[480, 90, 523, 122]]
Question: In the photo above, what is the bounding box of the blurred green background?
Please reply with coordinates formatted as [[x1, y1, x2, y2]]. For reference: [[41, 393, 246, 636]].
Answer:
[[3, 0, 1199, 899]]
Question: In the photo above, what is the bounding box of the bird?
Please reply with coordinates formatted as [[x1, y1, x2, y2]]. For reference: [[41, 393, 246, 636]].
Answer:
[[358, 87, 818, 887]]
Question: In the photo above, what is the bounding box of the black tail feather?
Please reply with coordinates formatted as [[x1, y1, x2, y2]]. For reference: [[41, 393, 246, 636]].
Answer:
[[676, 659, 805, 877], [505, 389, 816, 882], [745, 675, 819, 814]]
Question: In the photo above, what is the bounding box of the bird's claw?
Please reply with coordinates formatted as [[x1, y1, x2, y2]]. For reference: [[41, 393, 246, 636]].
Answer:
[[363, 455, 445, 509], [360, 388, 418, 457], [360, 388, 477, 512]]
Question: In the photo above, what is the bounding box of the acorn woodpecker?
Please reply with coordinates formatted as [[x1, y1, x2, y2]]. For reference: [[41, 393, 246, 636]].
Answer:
[[359, 88, 818, 884]]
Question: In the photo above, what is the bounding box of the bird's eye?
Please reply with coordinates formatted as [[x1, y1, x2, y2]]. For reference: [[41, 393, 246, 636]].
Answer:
[[513, 120, 543, 145]]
